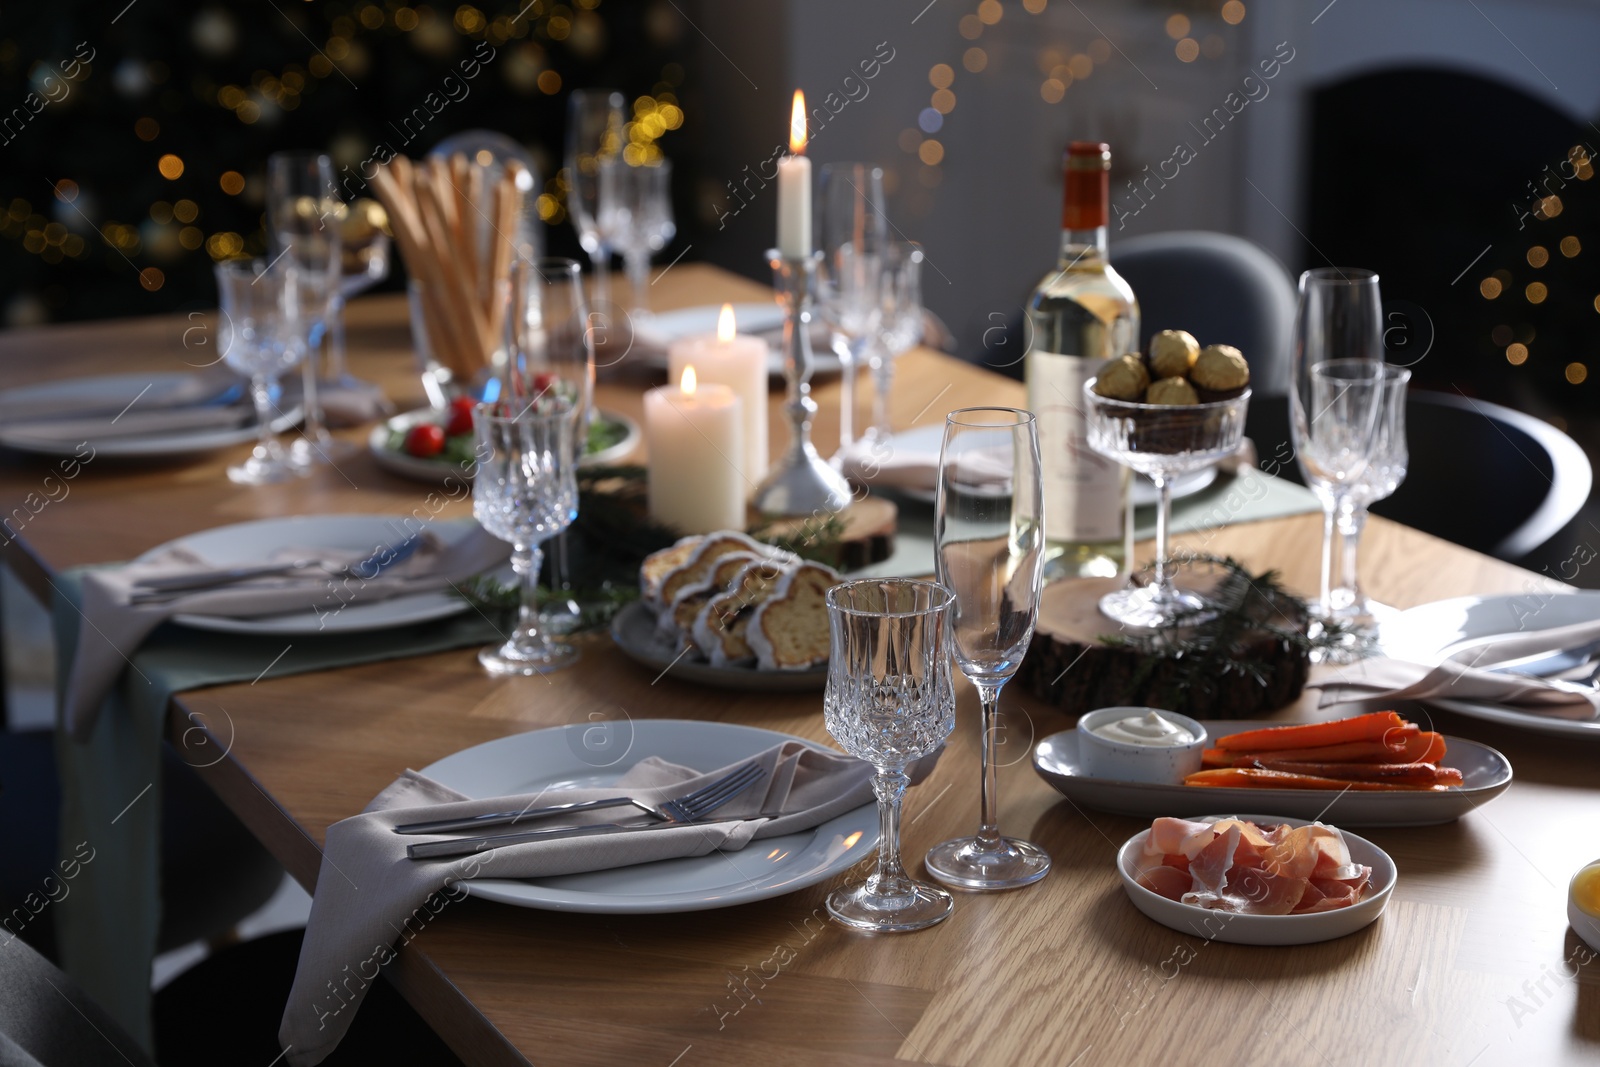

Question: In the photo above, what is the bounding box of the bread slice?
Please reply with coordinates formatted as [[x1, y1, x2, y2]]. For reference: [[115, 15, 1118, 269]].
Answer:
[[691, 558, 793, 667], [655, 531, 775, 611], [745, 562, 841, 671], [657, 552, 762, 644], [640, 535, 703, 608]]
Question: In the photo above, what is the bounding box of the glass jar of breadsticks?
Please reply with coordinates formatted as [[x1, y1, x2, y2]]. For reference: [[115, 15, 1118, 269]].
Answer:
[[372, 153, 533, 409]]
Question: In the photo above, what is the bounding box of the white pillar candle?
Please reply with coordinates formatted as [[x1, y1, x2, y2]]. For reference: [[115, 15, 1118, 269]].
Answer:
[[667, 304, 769, 497], [645, 365, 746, 534], [776, 89, 811, 258]]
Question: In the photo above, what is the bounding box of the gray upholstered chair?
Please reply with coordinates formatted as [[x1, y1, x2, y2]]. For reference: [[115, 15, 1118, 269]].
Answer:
[[0, 936, 158, 1067]]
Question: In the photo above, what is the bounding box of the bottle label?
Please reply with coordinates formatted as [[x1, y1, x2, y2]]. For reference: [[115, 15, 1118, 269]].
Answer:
[[1027, 352, 1125, 542]]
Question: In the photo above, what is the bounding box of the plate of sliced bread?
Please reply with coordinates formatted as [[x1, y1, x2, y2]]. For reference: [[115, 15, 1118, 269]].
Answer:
[[612, 530, 840, 690]]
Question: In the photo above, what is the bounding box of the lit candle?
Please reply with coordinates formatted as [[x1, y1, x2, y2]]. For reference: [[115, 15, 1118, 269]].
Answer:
[[667, 304, 769, 497], [645, 365, 746, 534], [776, 90, 811, 258]]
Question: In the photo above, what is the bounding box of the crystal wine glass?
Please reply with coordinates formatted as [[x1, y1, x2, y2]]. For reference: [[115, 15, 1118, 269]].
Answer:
[[1290, 267, 1387, 618], [503, 257, 594, 636], [214, 258, 305, 485], [565, 90, 626, 336], [473, 397, 580, 675], [824, 578, 956, 932], [817, 162, 888, 463], [1329, 364, 1410, 620], [600, 158, 675, 319], [862, 241, 924, 448], [1083, 383, 1251, 628], [266, 151, 342, 467], [924, 408, 1051, 890], [322, 198, 391, 391]]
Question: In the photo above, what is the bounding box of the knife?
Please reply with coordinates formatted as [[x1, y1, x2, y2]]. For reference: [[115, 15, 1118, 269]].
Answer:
[[394, 796, 647, 835], [405, 817, 747, 861], [1482, 639, 1600, 679]]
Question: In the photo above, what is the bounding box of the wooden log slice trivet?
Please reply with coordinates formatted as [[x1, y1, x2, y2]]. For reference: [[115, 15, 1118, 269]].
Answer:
[[1017, 576, 1310, 721], [749, 495, 897, 571]]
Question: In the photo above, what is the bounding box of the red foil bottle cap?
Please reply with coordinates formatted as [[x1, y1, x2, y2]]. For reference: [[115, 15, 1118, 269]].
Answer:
[[1063, 141, 1111, 230]]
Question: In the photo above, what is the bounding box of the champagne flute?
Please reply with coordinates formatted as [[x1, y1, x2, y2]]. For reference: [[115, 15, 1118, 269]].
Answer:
[[817, 162, 888, 463], [824, 578, 956, 932], [1289, 268, 1386, 618], [565, 90, 626, 336], [266, 151, 342, 466], [1331, 365, 1410, 619], [924, 408, 1051, 890], [504, 257, 593, 636], [862, 241, 924, 447], [473, 397, 580, 675], [214, 258, 305, 485]]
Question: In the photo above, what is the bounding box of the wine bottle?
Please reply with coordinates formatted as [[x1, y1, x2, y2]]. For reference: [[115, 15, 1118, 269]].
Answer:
[[1025, 141, 1140, 581]]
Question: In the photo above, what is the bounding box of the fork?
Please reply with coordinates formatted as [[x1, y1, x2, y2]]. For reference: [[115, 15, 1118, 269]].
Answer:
[[392, 759, 767, 836], [128, 533, 424, 603], [402, 761, 769, 861]]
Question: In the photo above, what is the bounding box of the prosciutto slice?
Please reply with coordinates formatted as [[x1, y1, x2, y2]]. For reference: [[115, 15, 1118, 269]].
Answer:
[[1135, 817, 1371, 915]]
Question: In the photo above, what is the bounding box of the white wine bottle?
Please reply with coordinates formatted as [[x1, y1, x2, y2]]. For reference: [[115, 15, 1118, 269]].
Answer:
[[1025, 141, 1140, 581]]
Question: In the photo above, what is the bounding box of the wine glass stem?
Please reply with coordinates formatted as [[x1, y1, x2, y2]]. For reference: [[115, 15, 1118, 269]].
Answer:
[[1334, 497, 1367, 610], [1152, 473, 1175, 596], [1319, 502, 1338, 612], [624, 250, 649, 316], [250, 373, 276, 455], [513, 541, 544, 645], [301, 353, 324, 443], [836, 343, 857, 454], [590, 247, 612, 336], [327, 292, 348, 381], [975, 682, 1004, 850], [870, 349, 893, 439], [871, 766, 911, 891]]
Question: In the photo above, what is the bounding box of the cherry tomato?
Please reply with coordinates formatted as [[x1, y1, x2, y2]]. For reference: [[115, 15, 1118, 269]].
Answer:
[[445, 396, 475, 436], [530, 371, 557, 396], [403, 423, 446, 458]]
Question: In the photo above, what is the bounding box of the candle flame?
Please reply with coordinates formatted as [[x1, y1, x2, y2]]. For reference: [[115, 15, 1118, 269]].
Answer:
[[681, 364, 697, 395], [789, 90, 807, 154], [716, 303, 736, 343]]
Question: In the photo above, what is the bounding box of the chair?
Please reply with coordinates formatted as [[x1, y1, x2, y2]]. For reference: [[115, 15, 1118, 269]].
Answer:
[[1245, 390, 1593, 563], [0, 935, 158, 1067], [1112, 230, 1298, 397]]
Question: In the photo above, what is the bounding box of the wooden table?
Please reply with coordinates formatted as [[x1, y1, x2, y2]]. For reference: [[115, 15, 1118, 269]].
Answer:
[[2, 265, 1597, 1066]]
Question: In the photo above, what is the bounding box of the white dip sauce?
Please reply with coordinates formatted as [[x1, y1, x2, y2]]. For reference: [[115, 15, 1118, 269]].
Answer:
[[1090, 711, 1195, 747]]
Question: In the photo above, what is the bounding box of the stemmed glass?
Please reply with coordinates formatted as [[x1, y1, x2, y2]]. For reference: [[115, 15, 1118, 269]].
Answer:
[[503, 257, 594, 636], [823, 579, 957, 932], [1329, 365, 1410, 619], [600, 158, 675, 319], [565, 90, 626, 334], [214, 258, 305, 485], [1289, 268, 1387, 618], [322, 199, 391, 391], [1083, 384, 1251, 627], [473, 398, 581, 675], [862, 241, 924, 447], [266, 151, 342, 466], [817, 162, 888, 463], [924, 409, 1051, 890]]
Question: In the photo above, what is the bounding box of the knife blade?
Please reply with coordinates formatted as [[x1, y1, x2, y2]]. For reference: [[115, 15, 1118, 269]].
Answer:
[[405, 817, 747, 861], [1482, 639, 1600, 679], [394, 796, 645, 835]]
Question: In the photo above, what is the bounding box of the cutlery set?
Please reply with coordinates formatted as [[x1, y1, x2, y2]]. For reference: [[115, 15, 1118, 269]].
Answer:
[[126, 533, 424, 604]]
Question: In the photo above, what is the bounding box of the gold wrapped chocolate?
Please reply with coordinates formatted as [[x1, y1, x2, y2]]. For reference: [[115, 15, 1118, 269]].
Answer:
[[1148, 329, 1199, 380], [1093, 353, 1150, 401], [1192, 344, 1250, 400], [1145, 377, 1199, 406]]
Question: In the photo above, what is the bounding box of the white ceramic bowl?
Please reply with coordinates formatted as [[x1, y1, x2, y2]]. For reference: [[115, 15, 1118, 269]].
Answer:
[[1075, 707, 1208, 785], [1116, 814, 1397, 946], [1568, 860, 1600, 954]]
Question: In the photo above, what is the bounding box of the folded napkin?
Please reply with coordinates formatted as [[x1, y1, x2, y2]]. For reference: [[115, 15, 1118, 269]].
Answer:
[[1311, 621, 1600, 721], [0, 371, 238, 424], [1, 404, 251, 445], [313, 379, 393, 428], [278, 740, 931, 1065], [63, 523, 509, 741]]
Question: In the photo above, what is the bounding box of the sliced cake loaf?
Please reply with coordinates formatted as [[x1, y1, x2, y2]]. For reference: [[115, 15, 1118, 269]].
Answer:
[[639, 534, 703, 608], [657, 551, 761, 643], [691, 557, 792, 667], [655, 531, 775, 611], [745, 562, 841, 671]]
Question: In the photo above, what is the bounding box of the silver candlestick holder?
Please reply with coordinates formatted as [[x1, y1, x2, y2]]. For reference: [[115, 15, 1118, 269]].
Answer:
[[753, 248, 853, 516]]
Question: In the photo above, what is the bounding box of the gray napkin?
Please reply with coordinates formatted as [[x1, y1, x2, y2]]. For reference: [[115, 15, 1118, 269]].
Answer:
[[1312, 652, 1600, 722], [63, 523, 509, 741], [277, 740, 927, 1065], [0, 405, 250, 444]]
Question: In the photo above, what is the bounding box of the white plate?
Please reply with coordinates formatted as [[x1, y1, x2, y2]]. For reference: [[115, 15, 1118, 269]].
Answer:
[[0, 372, 300, 459], [1378, 593, 1600, 738], [419, 719, 878, 913], [1033, 720, 1512, 826], [1117, 814, 1396, 945], [632, 302, 841, 376], [609, 601, 827, 691], [367, 408, 641, 483], [139, 515, 476, 635], [881, 424, 1217, 506]]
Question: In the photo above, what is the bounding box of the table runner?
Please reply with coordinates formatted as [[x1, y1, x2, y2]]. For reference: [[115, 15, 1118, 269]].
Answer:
[[49, 569, 502, 1049]]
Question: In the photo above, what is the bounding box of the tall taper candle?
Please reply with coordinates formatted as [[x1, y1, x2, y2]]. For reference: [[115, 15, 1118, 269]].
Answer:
[[776, 89, 811, 259]]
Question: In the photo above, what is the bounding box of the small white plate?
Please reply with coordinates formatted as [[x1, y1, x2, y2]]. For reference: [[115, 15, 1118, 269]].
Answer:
[[609, 601, 827, 692], [1117, 814, 1396, 945], [0, 372, 300, 459], [1033, 720, 1512, 826], [419, 719, 878, 913], [632, 302, 841, 376], [368, 408, 641, 484], [1379, 593, 1600, 738], [140, 515, 476, 635], [880, 424, 1217, 506]]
